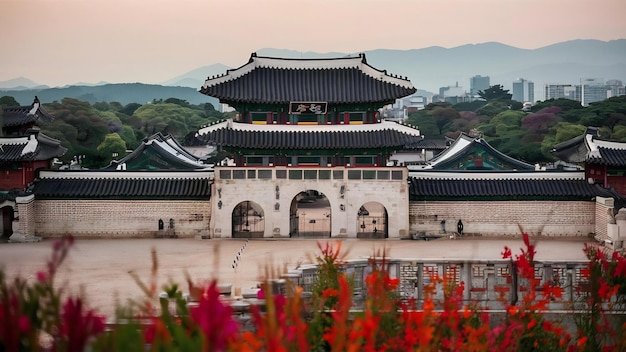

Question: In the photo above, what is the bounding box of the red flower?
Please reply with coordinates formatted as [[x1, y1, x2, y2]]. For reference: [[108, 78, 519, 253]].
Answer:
[[322, 288, 338, 298], [59, 297, 106, 351], [36, 271, 48, 282], [502, 246, 512, 259], [190, 281, 239, 351], [17, 315, 30, 334]]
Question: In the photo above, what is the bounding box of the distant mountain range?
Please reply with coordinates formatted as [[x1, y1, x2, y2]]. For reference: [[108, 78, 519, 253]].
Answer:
[[0, 83, 219, 107], [2, 39, 624, 105]]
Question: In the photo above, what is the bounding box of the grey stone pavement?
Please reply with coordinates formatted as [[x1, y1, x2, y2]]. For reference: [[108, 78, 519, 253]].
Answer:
[[0, 236, 591, 317]]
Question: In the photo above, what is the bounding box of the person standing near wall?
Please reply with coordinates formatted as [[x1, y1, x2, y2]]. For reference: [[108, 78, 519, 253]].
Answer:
[[457, 220, 464, 237]]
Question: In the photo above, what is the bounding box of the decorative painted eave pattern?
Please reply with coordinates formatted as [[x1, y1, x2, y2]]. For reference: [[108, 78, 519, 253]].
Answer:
[[107, 132, 208, 170], [196, 120, 422, 150], [199, 53, 416, 104], [32, 171, 212, 199], [409, 171, 623, 200], [425, 134, 534, 170]]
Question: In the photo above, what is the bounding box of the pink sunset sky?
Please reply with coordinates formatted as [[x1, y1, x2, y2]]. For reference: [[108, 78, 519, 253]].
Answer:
[[1, 0, 625, 87]]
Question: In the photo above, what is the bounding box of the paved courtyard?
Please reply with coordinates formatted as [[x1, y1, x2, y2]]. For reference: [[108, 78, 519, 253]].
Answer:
[[0, 236, 591, 317]]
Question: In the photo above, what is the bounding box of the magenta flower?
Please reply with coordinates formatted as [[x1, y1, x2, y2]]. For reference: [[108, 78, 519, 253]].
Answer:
[[58, 297, 106, 351], [189, 281, 239, 351]]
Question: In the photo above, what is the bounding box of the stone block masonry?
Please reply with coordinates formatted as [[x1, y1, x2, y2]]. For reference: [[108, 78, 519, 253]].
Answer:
[[410, 200, 595, 237], [34, 199, 211, 238]]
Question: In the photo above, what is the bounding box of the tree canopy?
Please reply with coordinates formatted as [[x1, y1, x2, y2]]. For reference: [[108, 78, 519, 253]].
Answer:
[[478, 85, 513, 101], [2, 92, 625, 168], [407, 96, 626, 163], [27, 97, 228, 168]]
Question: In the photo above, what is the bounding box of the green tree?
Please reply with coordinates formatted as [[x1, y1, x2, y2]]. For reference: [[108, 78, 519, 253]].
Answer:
[[431, 106, 461, 135], [406, 109, 438, 137], [97, 133, 127, 166], [41, 98, 110, 166], [531, 98, 582, 113], [0, 96, 19, 106], [454, 100, 487, 112], [164, 98, 192, 108], [95, 110, 123, 133], [118, 125, 138, 149], [611, 125, 626, 141], [121, 103, 142, 116], [421, 102, 460, 135], [133, 103, 218, 138], [540, 122, 586, 158], [475, 100, 511, 118], [478, 85, 512, 101]]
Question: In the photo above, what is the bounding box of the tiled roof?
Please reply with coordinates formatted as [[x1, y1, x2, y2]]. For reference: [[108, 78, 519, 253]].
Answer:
[[402, 137, 451, 150], [32, 171, 212, 199], [200, 53, 416, 105], [409, 172, 623, 201], [0, 189, 30, 202], [588, 147, 626, 166], [1, 97, 54, 128], [106, 132, 209, 170], [422, 134, 534, 170], [0, 130, 67, 162], [551, 127, 626, 166], [196, 119, 423, 150]]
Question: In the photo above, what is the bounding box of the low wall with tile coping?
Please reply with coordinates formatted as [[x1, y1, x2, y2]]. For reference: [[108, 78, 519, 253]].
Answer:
[[33, 199, 211, 238], [409, 200, 596, 237]]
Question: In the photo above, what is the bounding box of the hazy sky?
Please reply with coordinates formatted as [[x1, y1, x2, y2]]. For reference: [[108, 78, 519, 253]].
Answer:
[[1, 0, 625, 87]]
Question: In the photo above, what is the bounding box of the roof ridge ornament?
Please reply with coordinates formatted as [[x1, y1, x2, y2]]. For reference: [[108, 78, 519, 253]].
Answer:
[[28, 96, 40, 115]]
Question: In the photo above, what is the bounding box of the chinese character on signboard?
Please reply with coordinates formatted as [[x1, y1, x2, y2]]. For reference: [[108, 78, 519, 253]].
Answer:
[[289, 102, 328, 114]]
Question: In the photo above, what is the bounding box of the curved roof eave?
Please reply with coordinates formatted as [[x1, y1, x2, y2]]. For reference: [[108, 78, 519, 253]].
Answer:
[[202, 52, 414, 90]]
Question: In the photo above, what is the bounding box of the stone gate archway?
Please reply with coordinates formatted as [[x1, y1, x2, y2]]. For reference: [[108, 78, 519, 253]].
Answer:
[[232, 201, 265, 238], [356, 201, 388, 239], [289, 190, 331, 238]]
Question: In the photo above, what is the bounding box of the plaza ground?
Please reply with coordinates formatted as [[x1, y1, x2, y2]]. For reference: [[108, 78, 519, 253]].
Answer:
[[0, 236, 591, 317]]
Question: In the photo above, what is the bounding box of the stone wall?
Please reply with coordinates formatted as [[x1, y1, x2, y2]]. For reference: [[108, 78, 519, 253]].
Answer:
[[11, 195, 36, 240], [594, 197, 612, 242], [211, 167, 409, 238], [34, 199, 211, 238], [409, 200, 595, 237]]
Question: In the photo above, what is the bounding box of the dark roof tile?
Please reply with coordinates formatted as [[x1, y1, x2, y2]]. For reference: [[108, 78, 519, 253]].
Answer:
[[200, 54, 416, 105], [197, 120, 423, 150], [1, 97, 54, 128], [409, 177, 623, 200], [32, 177, 211, 199]]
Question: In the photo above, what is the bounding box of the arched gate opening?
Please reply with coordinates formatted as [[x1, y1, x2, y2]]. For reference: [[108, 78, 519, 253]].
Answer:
[[232, 201, 265, 238], [289, 190, 331, 238], [356, 201, 388, 239]]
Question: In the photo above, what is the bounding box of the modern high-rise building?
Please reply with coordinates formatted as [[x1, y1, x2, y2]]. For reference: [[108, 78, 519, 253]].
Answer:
[[438, 83, 467, 104], [544, 84, 577, 101], [578, 78, 608, 106], [606, 80, 625, 99], [470, 75, 490, 96], [512, 78, 534, 103], [545, 79, 624, 105]]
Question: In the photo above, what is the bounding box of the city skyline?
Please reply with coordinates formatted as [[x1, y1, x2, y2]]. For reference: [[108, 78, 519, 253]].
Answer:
[[1, 0, 625, 88]]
